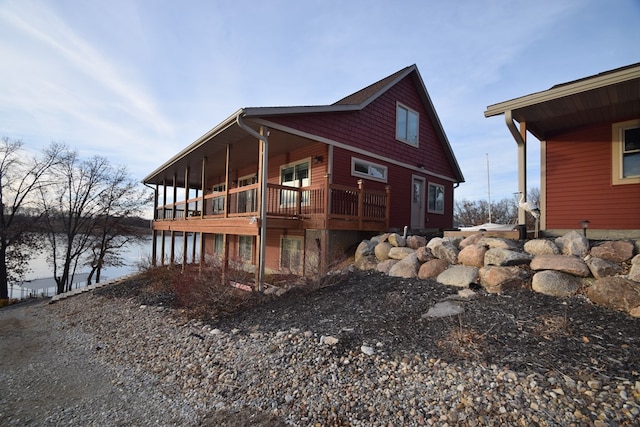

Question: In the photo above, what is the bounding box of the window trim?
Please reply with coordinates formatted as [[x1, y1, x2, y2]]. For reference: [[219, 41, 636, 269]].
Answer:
[[280, 235, 304, 274], [396, 102, 419, 147], [612, 119, 640, 185], [427, 182, 445, 214], [351, 157, 388, 183]]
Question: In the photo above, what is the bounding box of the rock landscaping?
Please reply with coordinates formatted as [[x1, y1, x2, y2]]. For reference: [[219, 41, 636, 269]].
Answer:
[[355, 230, 640, 317]]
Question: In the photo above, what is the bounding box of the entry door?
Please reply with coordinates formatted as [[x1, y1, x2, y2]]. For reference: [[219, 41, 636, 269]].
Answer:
[[411, 176, 425, 229]]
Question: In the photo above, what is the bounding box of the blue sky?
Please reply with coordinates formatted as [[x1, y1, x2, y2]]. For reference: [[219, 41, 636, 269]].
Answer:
[[1, 0, 639, 204]]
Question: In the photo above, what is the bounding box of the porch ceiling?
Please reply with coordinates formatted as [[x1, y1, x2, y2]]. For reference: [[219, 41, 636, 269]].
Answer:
[[485, 63, 640, 141], [144, 121, 315, 188]]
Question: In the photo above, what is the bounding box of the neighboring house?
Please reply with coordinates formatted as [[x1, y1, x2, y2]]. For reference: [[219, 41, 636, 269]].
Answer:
[[485, 63, 640, 239], [144, 64, 464, 286]]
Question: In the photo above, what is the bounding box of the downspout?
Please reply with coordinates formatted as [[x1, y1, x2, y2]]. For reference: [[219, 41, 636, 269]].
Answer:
[[236, 114, 268, 292], [505, 110, 528, 237]]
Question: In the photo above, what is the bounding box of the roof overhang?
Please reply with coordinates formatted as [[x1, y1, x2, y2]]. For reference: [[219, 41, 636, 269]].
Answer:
[[484, 63, 640, 141]]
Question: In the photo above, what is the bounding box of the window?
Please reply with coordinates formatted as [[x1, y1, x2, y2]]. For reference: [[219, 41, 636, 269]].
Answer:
[[280, 159, 310, 206], [351, 157, 388, 182], [396, 103, 419, 146], [612, 120, 640, 185], [213, 234, 223, 254], [280, 236, 303, 274], [237, 174, 257, 213], [211, 183, 225, 214], [427, 183, 444, 214], [239, 235, 253, 262]]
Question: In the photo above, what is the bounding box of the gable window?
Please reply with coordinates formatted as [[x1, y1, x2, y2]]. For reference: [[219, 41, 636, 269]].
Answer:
[[396, 103, 419, 146], [280, 159, 310, 206], [280, 236, 303, 274], [612, 120, 640, 185], [351, 157, 388, 182], [427, 183, 444, 214]]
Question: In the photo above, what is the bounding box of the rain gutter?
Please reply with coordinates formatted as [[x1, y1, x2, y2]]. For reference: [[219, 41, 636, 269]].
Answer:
[[236, 113, 268, 292]]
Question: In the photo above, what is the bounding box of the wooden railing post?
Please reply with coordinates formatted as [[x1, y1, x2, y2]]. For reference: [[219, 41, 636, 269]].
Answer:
[[324, 174, 330, 223], [357, 179, 364, 229], [385, 185, 391, 231]]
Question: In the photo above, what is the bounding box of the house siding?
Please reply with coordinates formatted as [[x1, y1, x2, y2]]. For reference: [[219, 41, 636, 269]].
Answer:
[[268, 76, 456, 179], [545, 122, 640, 230]]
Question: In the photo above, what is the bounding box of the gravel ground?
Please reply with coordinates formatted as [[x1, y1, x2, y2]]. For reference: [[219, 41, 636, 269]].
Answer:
[[1, 270, 639, 426]]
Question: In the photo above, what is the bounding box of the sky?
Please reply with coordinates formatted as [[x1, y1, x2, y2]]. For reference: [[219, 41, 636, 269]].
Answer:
[[1, 0, 639, 205]]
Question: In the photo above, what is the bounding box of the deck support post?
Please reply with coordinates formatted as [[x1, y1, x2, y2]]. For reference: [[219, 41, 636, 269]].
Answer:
[[160, 230, 166, 266], [357, 179, 364, 230], [385, 185, 391, 231]]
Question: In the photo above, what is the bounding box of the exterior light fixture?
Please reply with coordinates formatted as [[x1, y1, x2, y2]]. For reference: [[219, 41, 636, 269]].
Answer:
[[313, 155, 323, 164], [579, 220, 590, 237]]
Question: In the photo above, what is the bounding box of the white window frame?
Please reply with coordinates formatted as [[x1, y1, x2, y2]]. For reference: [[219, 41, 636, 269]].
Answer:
[[396, 102, 419, 146], [612, 119, 640, 185], [280, 235, 304, 274], [211, 183, 226, 214], [351, 157, 388, 183], [427, 182, 445, 214], [279, 158, 311, 206]]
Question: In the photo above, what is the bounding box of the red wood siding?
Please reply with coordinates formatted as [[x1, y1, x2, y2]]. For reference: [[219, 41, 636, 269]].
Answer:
[[545, 122, 640, 230], [331, 146, 453, 229], [267, 76, 456, 180]]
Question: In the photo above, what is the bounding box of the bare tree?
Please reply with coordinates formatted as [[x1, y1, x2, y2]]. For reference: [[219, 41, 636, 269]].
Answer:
[[40, 151, 151, 294], [84, 165, 152, 285], [0, 138, 62, 299], [454, 188, 539, 228]]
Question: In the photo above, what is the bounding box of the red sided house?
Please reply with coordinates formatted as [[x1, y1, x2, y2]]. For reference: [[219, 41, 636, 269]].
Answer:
[[144, 65, 464, 287], [485, 63, 640, 239]]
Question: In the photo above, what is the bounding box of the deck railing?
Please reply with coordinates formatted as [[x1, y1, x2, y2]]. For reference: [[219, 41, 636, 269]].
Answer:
[[155, 180, 389, 227]]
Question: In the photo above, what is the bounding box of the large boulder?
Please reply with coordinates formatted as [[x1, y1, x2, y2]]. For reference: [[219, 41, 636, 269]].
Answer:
[[388, 233, 406, 247], [388, 247, 415, 260], [555, 231, 589, 257], [629, 254, 640, 282], [458, 244, 488, 268], [585, 256, 623, 279], [589, 240, 635, 263], [355, 240, 376, 263], [388, 253, 419, 278], [427, 237, 459, 264], [531, 270, 582, 297], [478, 237, 518, 250], [586, 276, 640, 314], [376, 259, 399, 274], [418, 258, 449, 279], [354, 255, 378, 271], [459, 233, 484, 249], [524, 239, 560, 256], [374, 242, 393, 261], [530, 254, 591, 277], [415, 246, 434, 263], [484, 248, 533, 267], [436, 265, 479, 288], [406, 235, 427, 249], [480, 266, 530, 294]]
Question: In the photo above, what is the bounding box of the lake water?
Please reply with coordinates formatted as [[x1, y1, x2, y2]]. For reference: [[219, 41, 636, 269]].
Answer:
[[10, 237, 155, 299], [10, 233, 205, 299]]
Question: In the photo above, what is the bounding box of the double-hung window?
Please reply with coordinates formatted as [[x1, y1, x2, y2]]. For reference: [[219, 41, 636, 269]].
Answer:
[[396, 103, 419, 146], [612, 120, 640, 185], [427, 183, 444, 214], [280, 236, 303, 274]]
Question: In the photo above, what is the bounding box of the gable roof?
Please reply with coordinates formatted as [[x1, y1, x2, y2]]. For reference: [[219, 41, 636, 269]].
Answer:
[[144, 65, 464, 185], [484, 62, 640, 140]]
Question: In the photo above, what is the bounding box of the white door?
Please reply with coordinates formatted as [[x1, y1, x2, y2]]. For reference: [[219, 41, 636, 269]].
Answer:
[[411, 176, 425, 229]]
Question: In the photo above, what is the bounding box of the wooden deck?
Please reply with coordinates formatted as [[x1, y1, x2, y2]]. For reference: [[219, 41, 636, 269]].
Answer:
[[153, 181, 390, 233]]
